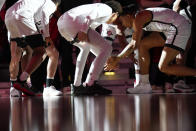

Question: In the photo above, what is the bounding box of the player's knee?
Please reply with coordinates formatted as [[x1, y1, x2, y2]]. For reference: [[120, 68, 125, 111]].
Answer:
[[26, 48, 33, 56], [48, 48, 59, 61], [158, 63, 168, 73], [53, 49, 59, 58], [23, 49, 33, 58]]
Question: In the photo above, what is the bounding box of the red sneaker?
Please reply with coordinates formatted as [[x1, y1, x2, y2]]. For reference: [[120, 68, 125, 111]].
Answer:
[[13, 82, 35, 96]]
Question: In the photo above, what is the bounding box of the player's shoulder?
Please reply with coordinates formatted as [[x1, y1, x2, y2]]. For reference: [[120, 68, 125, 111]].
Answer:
[[134, 10, 152, 27]]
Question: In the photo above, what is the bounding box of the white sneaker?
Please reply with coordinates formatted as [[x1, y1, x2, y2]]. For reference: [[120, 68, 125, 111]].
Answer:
[[43, 86, 63, 96], [173, 80, 195, 93], [10, 87, 22, 97], [127, 83, 152, 94]]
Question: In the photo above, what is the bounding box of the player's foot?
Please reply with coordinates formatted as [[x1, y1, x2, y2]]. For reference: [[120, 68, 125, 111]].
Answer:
[[43, 86, 63, 96], [86, 82, 112, 95], [173, 80, 195, 93], [10, 87, 22, 97], [127, 83, 152, 94], [13, 82, 35, 96]]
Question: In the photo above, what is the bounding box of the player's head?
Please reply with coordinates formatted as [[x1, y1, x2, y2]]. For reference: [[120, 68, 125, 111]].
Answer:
[[105, 0, 123, 14], [120, 3, 138, 16], [117, 2, 138, 28], [52, 0, 61, 6], [179, 0, 189, 9]]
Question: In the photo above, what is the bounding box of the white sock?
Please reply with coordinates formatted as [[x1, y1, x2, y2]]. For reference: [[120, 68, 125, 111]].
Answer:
[[20, 72, 29, 81], [47, 77, 54, 79], [134, 49, 140, 86], [135, 73, 140, 86], [134, 63, 140, 70], [134, 49, 139, 59], [74, 83, 81, 87], [10, 78, 17, 81]]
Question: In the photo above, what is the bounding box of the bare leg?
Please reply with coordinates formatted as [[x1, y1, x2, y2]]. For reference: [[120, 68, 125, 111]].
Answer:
[[24, 46, 45, 75], [158, 47, 196, 76], [9, 41, 23, 96], [43, 43, 62, 96], [127, 32, 165, 93], [21, 46, 33, 72], [45, 43, 59, 78], [139, 32, 165, 74], [9, 41, 22, 80]]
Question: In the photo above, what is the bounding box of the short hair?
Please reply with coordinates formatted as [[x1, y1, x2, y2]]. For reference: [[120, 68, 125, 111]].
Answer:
[[52, 0, 61, 6], [179, 0, 189, 9], [105, 0, 123, 13], [120, 3, 138, 16]]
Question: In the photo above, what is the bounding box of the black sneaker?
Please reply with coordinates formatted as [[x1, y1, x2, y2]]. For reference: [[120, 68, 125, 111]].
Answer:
[[13, 82, 35, 96], [71, 84, 93, 95], [87, 82, 112, 95]]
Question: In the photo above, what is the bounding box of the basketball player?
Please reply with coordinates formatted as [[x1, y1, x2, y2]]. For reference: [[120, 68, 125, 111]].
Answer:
[[57, 1, 122, 95]]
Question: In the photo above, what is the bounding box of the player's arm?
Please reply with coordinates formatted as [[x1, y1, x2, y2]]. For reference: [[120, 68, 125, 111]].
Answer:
[[104, 11, 152, 71], [117, 10, 152, 58]]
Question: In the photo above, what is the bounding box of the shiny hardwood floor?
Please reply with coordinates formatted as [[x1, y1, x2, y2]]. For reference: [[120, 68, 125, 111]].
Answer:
[[0, 93, 196, 131]]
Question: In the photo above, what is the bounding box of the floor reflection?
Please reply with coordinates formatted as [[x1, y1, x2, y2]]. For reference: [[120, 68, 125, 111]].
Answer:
[[7, 94, 196, 131], [72, 95, 151, 131], [158, 95, 196, 131], [10, 97, 45, 131]]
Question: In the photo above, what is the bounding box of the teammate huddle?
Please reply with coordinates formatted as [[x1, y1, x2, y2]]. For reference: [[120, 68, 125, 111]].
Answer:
[[2, 0, 195, 96]]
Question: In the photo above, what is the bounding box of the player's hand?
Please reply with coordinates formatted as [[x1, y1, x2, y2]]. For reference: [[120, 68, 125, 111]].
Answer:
[[104, 56, 120, 71]]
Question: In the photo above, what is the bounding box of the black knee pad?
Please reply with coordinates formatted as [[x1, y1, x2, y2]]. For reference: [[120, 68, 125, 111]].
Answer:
[[10, 37, 27, 48], [25, 34, 45, 49], [10, 34, 45, 49]]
